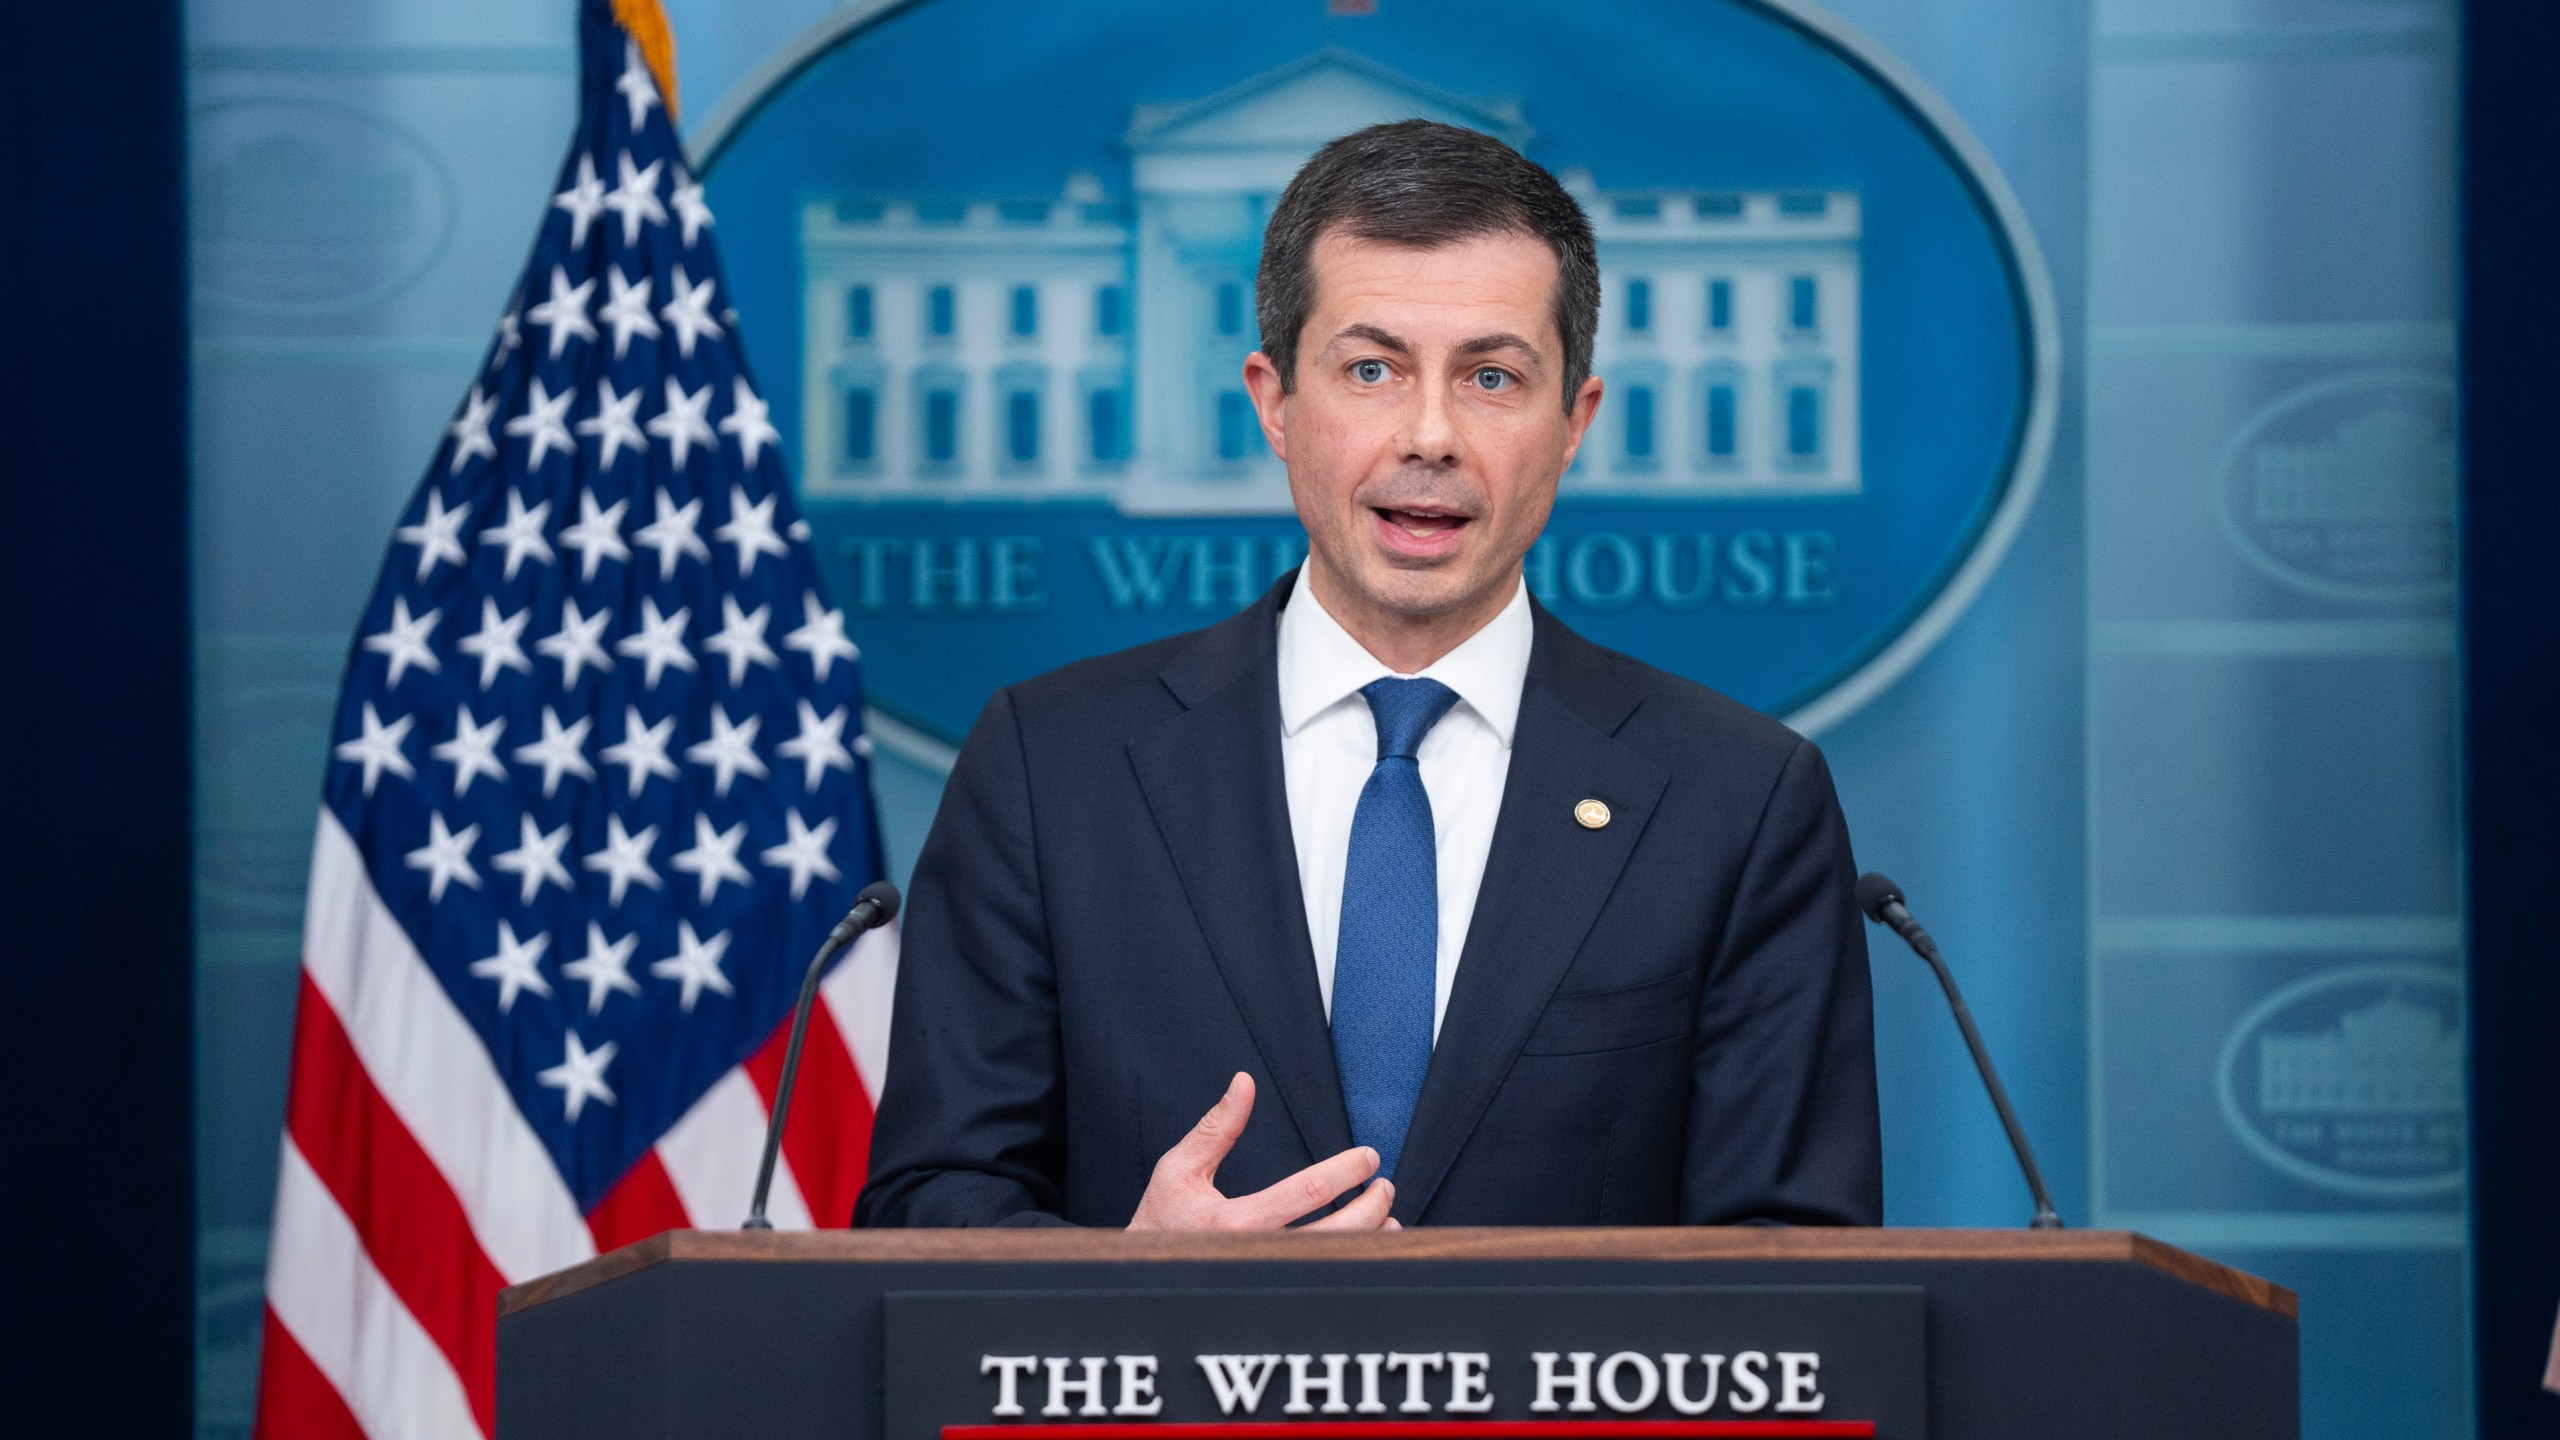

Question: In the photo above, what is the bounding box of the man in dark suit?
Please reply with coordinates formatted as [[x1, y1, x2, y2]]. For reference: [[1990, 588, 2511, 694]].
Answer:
[[855, 120, 1880, 1231]]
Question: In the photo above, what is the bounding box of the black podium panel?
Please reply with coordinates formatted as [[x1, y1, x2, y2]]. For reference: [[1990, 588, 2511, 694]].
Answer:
[[496, 1231, 2296, 1440]]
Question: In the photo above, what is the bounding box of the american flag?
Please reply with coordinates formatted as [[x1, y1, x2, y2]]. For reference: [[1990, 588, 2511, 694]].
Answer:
[[253, 4, 894, 1436]]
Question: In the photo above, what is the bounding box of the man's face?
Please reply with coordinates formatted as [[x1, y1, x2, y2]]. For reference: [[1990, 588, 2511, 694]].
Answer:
[[1245, 229, 1603, 626]]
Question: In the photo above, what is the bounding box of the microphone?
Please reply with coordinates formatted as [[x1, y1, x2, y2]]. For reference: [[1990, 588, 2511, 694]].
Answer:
[[743, 880, 901, 1230], [1856, 872, 2063, 1230]]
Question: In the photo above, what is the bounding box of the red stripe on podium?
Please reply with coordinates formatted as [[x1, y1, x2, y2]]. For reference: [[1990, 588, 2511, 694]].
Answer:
[[943, 1425, 1873, 1439], [942, 1414, 1884, 1424]]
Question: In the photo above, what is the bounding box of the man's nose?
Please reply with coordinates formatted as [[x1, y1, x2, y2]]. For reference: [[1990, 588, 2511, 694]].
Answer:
[[1398, 376, 1463, 468]]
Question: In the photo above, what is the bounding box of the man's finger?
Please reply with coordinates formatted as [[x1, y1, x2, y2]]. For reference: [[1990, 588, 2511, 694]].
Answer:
[[1234, 1144, 1380, 1228], [1302, 1177, 1396, 1231], [1159, 1072, 1255, 1182]]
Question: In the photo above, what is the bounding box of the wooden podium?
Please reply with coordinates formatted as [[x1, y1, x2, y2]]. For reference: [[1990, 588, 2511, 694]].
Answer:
[[497, 1229, 2297, 1440]]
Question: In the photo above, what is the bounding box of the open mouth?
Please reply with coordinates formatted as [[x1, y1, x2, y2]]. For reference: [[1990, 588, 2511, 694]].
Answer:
[[1373, 506, 1471, 540]]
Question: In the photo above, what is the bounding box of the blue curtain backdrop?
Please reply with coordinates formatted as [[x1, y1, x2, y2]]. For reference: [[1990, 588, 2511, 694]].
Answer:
[[180, 1, 2467, 1436]]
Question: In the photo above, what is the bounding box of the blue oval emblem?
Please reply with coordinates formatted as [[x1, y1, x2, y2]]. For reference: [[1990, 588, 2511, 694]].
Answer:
[[2214, 963, 2465, 1199], [2213, 370, 2455, 604], [697, 0, 2055, 744], [190, 97, 458, 314]]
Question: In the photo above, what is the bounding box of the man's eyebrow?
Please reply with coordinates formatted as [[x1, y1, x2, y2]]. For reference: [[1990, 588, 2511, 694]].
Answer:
[[1324, 323, 1415, 356], [1453, 332, 1548, 372]]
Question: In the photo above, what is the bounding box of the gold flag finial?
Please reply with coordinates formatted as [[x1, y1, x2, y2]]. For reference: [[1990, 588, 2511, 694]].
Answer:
[[610, 0, 680, 123]]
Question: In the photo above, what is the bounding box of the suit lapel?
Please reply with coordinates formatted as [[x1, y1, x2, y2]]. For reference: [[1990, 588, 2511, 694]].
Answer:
[[1126, 581, 1353, 1167], [1390, 608, 1670, 1220]]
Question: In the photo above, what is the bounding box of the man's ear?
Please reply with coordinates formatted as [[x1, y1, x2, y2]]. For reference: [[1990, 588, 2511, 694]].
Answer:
[[1555, 374, 1605, 474], [1242, 351, 1291, 462]]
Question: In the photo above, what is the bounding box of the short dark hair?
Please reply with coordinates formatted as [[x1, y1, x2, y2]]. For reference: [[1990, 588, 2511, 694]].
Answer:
[[1255, 119, 1599, 412]]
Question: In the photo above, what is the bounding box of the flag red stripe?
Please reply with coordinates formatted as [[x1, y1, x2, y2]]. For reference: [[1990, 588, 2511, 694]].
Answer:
[[793, 995, 877, 1226], [743, 995, 875, 1227], [252, 1307, 370, 1440], [283, 974, 503, 1434], [586, 1146, 692, 1252]]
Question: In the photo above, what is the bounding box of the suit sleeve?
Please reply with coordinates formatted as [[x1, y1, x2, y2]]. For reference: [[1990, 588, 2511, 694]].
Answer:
[[853, 688, 1075, 1227], [1680, 737, 1883, 1226]]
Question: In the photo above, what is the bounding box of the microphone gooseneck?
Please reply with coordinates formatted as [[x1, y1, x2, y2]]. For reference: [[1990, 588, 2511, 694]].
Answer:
[[1857, 871, 2063, 1231], [743, 880, 901, 1231]]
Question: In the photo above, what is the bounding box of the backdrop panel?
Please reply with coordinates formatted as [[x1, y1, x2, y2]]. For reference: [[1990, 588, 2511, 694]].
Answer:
[[181, 2, 2466, 1437]]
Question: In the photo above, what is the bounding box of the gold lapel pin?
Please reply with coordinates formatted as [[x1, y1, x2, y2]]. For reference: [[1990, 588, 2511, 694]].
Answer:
[[1574, 798, 1611, 830]]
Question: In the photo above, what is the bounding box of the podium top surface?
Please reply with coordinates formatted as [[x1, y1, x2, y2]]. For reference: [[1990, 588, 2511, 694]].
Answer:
[[499, 1227, 2296, 1321]]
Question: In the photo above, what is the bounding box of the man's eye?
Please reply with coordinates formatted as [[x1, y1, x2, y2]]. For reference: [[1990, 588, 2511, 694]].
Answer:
[[1475, 368, 1512, 391], [1351, 359, 1389, 384]]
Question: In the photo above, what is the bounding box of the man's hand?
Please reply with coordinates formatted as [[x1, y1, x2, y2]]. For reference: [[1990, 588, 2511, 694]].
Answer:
[[1128, 1072, 1399, 1231]]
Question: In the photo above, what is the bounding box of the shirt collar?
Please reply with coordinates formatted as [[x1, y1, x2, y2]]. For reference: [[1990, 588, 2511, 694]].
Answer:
[[1276, 568, 1533, 748]]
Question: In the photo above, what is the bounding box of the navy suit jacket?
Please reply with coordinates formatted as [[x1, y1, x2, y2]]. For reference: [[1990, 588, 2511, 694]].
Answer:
[[854, 574, 1881, 1228]]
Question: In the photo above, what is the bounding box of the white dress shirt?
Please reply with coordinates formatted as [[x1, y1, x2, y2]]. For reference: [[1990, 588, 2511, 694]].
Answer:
[[1277, 569, 1532, 1039]]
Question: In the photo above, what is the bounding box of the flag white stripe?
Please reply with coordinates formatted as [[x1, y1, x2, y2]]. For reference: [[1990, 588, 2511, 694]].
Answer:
[[267, 1137, 484, 1440], [301, 808, 596, 1283], [655, 1066, 814, 1231], [820, 922, 898, 1101]]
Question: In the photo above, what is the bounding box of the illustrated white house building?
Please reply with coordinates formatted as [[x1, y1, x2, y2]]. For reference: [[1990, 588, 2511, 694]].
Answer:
[[2252, 404, 2456, 526], [2258, 993, 2464, 1117], [799, 50, 1861, 514]]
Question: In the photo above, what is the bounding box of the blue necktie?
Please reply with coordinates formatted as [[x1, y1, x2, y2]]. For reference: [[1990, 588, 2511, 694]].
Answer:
[[1330, 676, 1460, 1180]]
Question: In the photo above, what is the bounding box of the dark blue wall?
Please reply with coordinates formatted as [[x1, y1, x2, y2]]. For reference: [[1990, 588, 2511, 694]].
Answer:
[[2461, 1, 2560, 1434], [0, 0, 194, 1431]]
